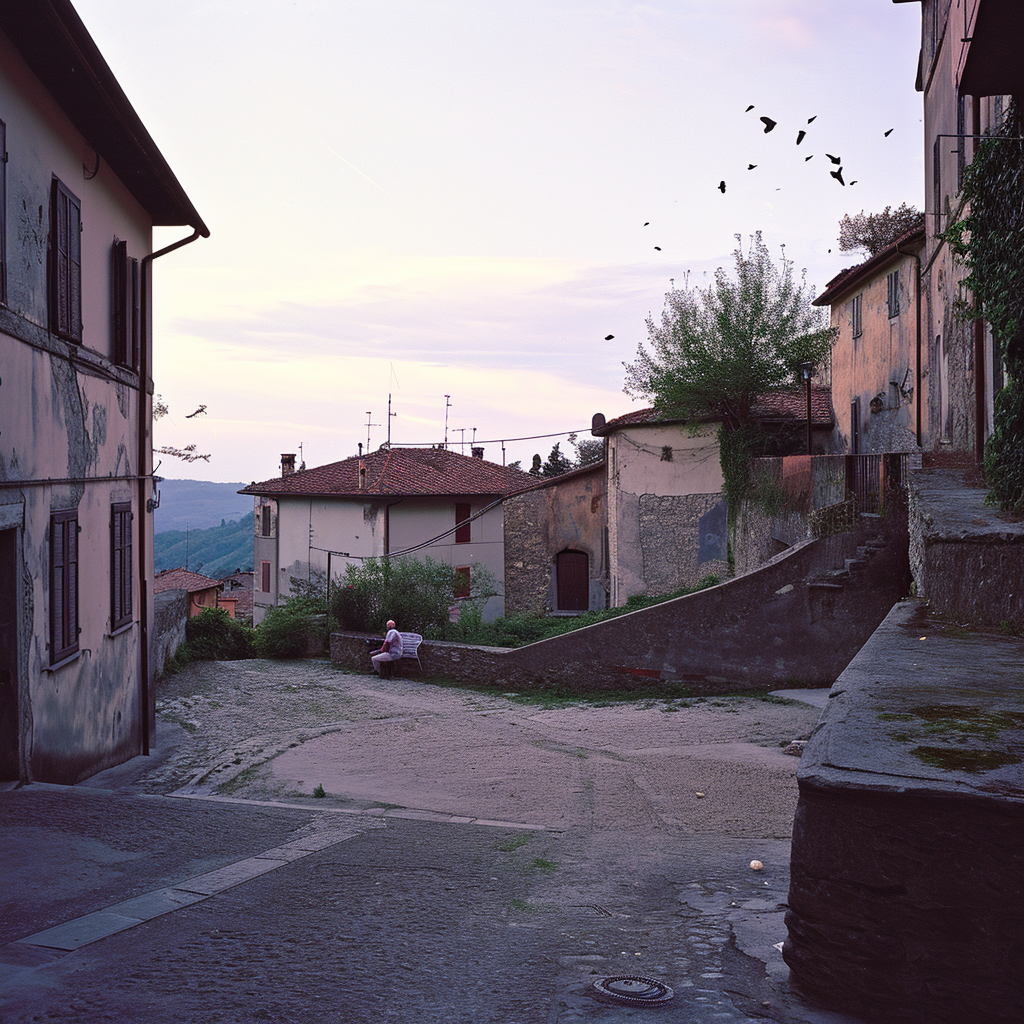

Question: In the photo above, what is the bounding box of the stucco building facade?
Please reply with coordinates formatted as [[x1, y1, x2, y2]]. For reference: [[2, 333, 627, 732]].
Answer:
[[0, 2, 206, 784]]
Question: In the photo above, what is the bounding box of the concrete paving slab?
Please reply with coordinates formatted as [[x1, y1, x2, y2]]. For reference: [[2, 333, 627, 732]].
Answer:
[[106, 888, 208, 920], [767, 688, 831, 708], [16, 911, 144, 951], [170, 856, 290, 895]]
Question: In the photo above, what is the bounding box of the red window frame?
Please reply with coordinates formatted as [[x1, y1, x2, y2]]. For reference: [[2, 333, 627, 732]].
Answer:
[[261, 561, 271, 593], [454, 566, 471, 599]]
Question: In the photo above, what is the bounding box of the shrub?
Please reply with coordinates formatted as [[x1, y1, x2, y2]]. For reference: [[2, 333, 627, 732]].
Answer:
[[183, 607, 255, 660], [254, 602, 325, 659]]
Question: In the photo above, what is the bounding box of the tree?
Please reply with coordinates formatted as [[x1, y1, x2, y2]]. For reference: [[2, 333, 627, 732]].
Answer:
[[568, 432, 603, 469], [838, 204, 923, 257], [153, 394, 210, 463], [539, 443, 574, 478], [624, 232, 836, 432]]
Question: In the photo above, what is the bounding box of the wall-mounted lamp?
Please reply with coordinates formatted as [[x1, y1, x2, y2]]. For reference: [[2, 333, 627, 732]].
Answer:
[[799, 362, 815, 455]]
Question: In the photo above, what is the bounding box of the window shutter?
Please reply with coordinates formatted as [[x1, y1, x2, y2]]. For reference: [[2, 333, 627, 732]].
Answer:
[[51, 181, 82, 341], [112, 240, 128, 364], [51, 518, 65, 653], [129, 256, 140, 370], [50, 511, 79, 661], [455, 503, 471, 543]]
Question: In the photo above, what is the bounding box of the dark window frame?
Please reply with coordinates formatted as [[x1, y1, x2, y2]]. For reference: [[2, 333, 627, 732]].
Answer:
[[50, 178, 82, 342], [260, 561, 271, 593], [851, 293, 863, 339], [112, 239, 140, 370], [887, 270, 900, 319], [0, 118, 7, 305], [454, 502, 471, 544], [260, 504, 272, 537], [50, 510, 79, 663], [110, 502, 133, 631]]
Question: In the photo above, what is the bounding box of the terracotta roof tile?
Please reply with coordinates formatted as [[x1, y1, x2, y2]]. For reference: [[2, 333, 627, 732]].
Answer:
[[240, 447, 535, 499], [154, 568, 223, 594]]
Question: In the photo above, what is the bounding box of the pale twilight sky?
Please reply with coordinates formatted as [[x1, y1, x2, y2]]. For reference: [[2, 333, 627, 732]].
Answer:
[[73, 0, 924, 482]]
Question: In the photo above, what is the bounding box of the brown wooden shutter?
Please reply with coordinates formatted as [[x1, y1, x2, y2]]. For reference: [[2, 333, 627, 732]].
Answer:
[[261, 561, 271, 593], [111, 503, 132, 630], [51, 511, 79, 661], [112, 240, 128, 364], [455, 503, 471, 543], [51, 180, 82, 341]]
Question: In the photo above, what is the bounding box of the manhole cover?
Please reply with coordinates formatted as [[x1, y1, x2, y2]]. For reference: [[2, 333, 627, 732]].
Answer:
[[592, 976, 674, 1006]]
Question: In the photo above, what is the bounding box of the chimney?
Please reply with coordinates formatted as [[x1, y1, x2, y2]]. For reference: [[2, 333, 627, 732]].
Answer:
[[358, 442, 363, 456], [472, 447, 484, 460], [281, 453, 296, 476], [358, 460, 367, 490]]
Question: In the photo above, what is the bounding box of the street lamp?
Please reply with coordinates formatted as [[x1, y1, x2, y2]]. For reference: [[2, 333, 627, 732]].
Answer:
[[799, 362, 815, 455]]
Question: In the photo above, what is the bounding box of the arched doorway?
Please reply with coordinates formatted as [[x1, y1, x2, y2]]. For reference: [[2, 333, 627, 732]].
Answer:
[[556, 549, 589, 612]]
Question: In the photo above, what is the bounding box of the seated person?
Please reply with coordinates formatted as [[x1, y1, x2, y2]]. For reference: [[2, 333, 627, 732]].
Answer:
[[371, 620, 403, 675]]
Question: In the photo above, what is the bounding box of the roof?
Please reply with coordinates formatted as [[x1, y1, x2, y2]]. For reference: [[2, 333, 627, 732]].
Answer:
[[0, 0, 208, 233], [240, 447, 536, 499], [813, 221, 925, 307], [153, 568, 223, 594], [596, 389, 834, 434]]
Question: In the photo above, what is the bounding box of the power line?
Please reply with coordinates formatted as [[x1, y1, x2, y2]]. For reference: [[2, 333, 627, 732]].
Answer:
[[389, 427, 593, 447]]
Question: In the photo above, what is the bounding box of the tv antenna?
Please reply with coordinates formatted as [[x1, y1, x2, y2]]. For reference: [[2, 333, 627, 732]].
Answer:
[[365, 412, 380, 452], [387, 393, 397, 448], [443, 395, 451, 450]]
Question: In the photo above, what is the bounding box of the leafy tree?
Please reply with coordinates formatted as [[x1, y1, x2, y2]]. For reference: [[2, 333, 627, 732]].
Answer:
[[838, 203, 923, 257], [540, 442, 574, 478], [153, 394, 211, 463], [623, 232, 836, 508], [624, 232, 835, 432], [568, 431, 603, 468]]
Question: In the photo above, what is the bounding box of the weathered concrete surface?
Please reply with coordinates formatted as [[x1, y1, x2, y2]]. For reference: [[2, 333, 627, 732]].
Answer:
[[785, 599, 1024, 1023], [151, 590, 187, 679], [909, 468, 1024, 627], [334, 515, 910, 692]]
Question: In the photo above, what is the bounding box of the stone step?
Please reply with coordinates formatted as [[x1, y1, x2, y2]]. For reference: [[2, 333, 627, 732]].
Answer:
[[845, 557, 868, 573]]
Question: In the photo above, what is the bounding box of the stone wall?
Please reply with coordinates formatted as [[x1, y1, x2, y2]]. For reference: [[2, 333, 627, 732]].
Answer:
[[909, 468, 1024, 627], [152, 589, 188, 679], [334, 514, 909, 692], [638, 492, 728, 591]]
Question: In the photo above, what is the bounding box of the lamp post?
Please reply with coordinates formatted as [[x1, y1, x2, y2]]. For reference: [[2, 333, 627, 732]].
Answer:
[[800, 362, 815, 456]]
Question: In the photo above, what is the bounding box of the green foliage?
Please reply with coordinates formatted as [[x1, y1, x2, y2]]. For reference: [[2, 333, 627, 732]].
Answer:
[[539, 442, 574, 478], [945, 102, 1024, 512], [313, 784, 326, 798], [183, 607, 255, 660], [527, 435, 604, 481], [253, 601, 323, 659], [154, 511, 255, 579], [330, 556, 498, 635], [623, 232, 836, 432], [839, 204, 923, 256]]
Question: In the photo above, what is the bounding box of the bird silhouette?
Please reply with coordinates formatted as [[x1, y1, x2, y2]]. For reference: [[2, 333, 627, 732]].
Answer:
[[826, 153, 841, 165], [804, 155, 814, 161], [747, 164, 757, 170], [884, 128, 894, 137], [605, 335, 614, 341], [644, 221, 649, 226], [807, 116, 817, 124], [760, 117, 777, 133], [718, 181, 726, 193], [850, 180, 858, 186], [745, 105, 755, 112], [830, 166, 845, 186], [796, 130, 806, 145]]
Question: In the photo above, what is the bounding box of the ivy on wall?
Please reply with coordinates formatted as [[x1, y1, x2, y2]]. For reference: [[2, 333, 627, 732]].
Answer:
[[945, 100, 1024, 511]]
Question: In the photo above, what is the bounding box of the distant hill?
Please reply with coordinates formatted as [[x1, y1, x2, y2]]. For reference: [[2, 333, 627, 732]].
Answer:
[[153, 479, 250, 533], [154, 511, 255, 579]]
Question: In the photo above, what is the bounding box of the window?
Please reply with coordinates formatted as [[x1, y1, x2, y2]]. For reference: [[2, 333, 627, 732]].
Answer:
[[957, 94, 966, 191], [50, 511, 79, 663], [261, 561, 271, 593], [0, 119, 6, 305], [112, 240, 140, 369], [887, 270, 900, 318], [454, 502, 471, 544], [454, 566, 471, 599], [110, 503, 132, 631], [850, 398, 861, 455], [50, 178, 82, 341], [851, 293, 863, 339], [556, 550, 589, 611]]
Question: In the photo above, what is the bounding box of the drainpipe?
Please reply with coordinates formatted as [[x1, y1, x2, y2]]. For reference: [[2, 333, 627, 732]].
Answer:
[[897, 240, 923, 449], [971, 94, 985, 462], [138, 227, 205, 753]]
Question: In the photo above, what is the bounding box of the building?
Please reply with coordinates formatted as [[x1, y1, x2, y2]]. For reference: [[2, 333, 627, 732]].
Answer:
[[241, 449, 535, 624], [813, 221, 926, 454], [503, 462, 607, 616], [895, 0, 1021, 457], [153, 569, 227, 619], [0, 1, 207, 784], [592, 395, 834, 606]]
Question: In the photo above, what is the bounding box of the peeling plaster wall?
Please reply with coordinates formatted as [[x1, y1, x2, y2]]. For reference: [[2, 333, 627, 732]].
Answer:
[[0, 28, 154, 783], [503, 467, 606, 617], [606, 423, 725, 605]]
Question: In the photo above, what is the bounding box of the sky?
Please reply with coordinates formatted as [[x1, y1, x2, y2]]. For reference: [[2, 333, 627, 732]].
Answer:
[[73, 0, 925, 483]]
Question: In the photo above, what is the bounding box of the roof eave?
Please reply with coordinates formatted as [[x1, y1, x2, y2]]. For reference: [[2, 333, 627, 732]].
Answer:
[[813, 227, 925, 307]]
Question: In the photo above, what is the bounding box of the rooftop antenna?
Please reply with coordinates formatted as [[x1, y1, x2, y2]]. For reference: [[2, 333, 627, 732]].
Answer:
[[456, 427, 466, 455], [501, 440, 506, 465], [443, 395, 451, 450], [365, 411, 379, 452], [387, 393, 397, 448], [298, 441, 305, 471]]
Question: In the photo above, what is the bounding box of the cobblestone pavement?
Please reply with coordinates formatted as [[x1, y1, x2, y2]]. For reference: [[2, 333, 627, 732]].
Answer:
[[0, 660, 867, 1023]]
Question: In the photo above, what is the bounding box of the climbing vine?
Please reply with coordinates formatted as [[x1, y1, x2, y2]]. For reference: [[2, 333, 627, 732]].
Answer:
[[945, 101, 1024, 511]]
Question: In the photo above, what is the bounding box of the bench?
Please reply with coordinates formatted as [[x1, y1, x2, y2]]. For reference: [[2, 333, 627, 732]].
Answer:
[[370, 632, 423, 676]]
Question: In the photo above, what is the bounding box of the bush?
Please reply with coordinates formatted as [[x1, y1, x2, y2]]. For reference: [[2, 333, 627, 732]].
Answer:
[[254, 602, 325, 659], [183, 607, 255, 660]]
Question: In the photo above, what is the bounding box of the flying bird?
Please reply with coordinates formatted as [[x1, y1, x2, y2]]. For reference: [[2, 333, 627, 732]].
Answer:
[[884, 128, 894, 137], [745, 105, 755, 112], [807, 116, 817, 124], [796, 130, 806, 145], [830, 166, 846, 186], [605, 335, 614, 341], [747, 163, 757, 170], [760, 117, 777, 133], [826, 153, 841, 165], [718, 181, 726, 192], [850, 180, 858, 186], [186, 405, 207, 418], [654, 246, 662, 250], [643, 221, 649, 226], [804, 155, 814, 161]]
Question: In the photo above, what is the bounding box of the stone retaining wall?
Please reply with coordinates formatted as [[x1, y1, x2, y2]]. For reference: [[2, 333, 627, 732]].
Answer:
[[333, 514, 909, 693]]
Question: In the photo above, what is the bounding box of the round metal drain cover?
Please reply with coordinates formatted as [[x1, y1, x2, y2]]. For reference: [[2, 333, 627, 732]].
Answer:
[[592, 975, 674, 1006]]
